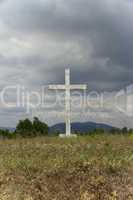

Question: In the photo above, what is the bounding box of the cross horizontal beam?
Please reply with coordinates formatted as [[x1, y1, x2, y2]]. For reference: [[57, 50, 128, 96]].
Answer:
[[70, 85, 87, 90], [49, 85, 66, 90], [49, 84, 87, 90]]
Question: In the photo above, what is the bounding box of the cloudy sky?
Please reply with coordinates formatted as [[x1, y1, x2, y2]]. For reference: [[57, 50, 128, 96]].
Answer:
[[0, 0, 133, 127]]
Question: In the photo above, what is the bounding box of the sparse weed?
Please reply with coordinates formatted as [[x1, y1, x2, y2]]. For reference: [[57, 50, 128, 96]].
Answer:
[[0, 134, 132, 199]]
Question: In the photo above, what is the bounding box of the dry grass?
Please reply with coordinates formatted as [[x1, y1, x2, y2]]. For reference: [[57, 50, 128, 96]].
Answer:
[[0, 134, 133, 199]]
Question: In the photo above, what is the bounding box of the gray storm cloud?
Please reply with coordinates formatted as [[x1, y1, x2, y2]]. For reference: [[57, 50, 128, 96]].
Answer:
[[0, 0, 133, 127]]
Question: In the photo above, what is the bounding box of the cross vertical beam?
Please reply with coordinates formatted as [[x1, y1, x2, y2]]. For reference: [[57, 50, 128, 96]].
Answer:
[[65, 69, 71, 136]]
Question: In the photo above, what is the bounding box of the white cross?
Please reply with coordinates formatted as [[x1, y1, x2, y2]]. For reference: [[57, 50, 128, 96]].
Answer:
[[49, 68, 87, 137]]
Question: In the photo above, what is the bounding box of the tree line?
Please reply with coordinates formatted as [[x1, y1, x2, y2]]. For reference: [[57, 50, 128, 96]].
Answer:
[[0, 118, 133, 139], [0, 117, 48, 139], [79, 127, 133, 135]]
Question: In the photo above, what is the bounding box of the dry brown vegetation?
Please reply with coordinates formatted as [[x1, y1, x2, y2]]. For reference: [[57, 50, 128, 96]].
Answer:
[[0, 134, 133, 199]]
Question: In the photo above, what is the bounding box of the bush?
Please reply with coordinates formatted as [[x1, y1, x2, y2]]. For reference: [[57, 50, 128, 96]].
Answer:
[[0, 129, 14, 139]]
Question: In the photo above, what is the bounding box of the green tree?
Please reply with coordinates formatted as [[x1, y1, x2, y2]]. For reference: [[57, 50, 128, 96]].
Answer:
[[122, 127, 128, 134], [33, 117, 48, 136], [16, 118, 33, 137]]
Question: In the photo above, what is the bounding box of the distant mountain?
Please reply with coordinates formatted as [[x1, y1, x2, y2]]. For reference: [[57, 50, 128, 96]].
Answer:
[[0, 127, 15, 132], [0, 122, 115, 134], [49, 122, 115, 134]]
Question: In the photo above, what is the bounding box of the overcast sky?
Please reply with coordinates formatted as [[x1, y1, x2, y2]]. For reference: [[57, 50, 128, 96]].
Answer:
[[0, 0, 133, 127]]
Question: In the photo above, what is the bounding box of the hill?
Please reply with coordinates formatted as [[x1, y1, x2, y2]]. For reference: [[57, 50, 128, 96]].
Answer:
[[49, 121, 114, 133]]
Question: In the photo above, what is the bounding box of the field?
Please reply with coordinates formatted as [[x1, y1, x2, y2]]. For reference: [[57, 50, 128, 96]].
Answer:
[[0, 135, 133, 199]]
